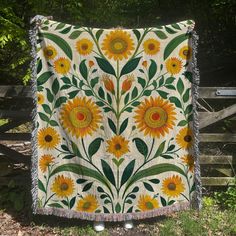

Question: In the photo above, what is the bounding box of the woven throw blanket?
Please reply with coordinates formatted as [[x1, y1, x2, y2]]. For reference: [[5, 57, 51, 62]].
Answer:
[[30, 16, 201, 221]]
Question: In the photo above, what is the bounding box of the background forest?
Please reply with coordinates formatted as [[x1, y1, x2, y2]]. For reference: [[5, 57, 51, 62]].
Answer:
[[0, 0, 235, 86]]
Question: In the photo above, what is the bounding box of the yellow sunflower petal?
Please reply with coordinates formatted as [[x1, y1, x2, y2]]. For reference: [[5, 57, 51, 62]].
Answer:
[[101, 30, 134, 61], [43, 45, 57, 60], [176, 127, 193, 150], [143, 39, 160, 55], [76, 39, 93, 55], [134, 96, 176, 138], [181, 154, 194, 172], [37, 93, 44, 105], [165, 57, 182, 75], [54, 57, 71, 74], [106, 135, 129, 159], [38, 127, 60, 150], [60, 97, 102, 138], [161, 175, 185, 198], [138, 194, 159, 211], [76, 194, 99, 212], [51, 175, 75, 198], [39, 154, 54, 173]]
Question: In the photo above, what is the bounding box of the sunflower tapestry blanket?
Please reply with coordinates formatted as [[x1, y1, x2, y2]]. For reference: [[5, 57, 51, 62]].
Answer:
[[30, 16, 201, 221]]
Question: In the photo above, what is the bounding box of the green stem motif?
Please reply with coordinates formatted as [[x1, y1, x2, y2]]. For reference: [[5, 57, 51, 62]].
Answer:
[[116, 60, 121, 134]]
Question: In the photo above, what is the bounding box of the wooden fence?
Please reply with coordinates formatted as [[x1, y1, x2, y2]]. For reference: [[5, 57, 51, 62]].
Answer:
[[0, 85, 235, 187]]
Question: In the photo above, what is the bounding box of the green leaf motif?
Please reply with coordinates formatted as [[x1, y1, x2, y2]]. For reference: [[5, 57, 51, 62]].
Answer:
[[154, 31, 168, 39], [101, 159, 116, 186], [88, 138, 104, 158], [82, 182, 93, 192], [153, 140, 166, 158], [171, 23, 181, 30], [138, 77, 146, 88], [46, 88, 54, 103], [95, 57, 116, 76], [120, 160, 135, 186], [120, 57, 141, 77], [61, 76, 71, 84], [169, 96, 182, 108], [133, 138, 148, 158], [143, 90, 152, 96], [183, 88, 191, 103], [143, 182, 154, 192], [161, 196, 167, 206], [165, 26, 176, 34], [42, 104, 51, 115], [38, 112, 49, 122], [52, 78, 60, 95], [96, 29, 104, 40], [165, 77, 175, 84], [59, 26, 72, 34], [55, 23, 66, 30], [70, 197, 76, 209], [185, 104, 193, 114], [148, 59, 157, 80], [177, 78, 184, 95], [90, 77, 99, 88], [41, 33, 73, 60], [177, 120, 188, 126], [48, 203, 63, 208], [131, 86, 138, 99], [37, 71, 53, 86], [115, 203, 121, 213], [71, 141, 83, 158], [84, 90, 93, 96], [164, 33, 189, 60], [124, 93, 130, 105], [157, 90, 168, 99], [133, 29, 141, 40], [55, 97, 67, 108], [79, 60, 88, 80], [38, 179, 46, 193], [49, 120, 59, 126], [119, 118, 128, 135], [69, 30, 82, 39], [68, 90, 79, 99], [37, 59, 42, 74], [108, 118, 117, 134]]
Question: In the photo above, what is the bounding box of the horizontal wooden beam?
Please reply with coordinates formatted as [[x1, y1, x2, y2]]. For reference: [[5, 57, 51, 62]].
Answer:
[[0, 144, 30, 164], [199, 133, 236, 142], [199, 104, 236, 129], [0, 133, 31, 141], [0, 175, 30, 186], [0, 86, 32, 98], [199, 87, 236, 99], [0, 110, 31, 119], [200, 155, 236, 164], [201, 177, 235, 186]]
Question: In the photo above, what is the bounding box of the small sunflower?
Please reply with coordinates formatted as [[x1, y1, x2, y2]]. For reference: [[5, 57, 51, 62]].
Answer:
[[165, 57, 182, 75], [39, 154, 54, 173], [60, 97, 102, 138], [43, 45, 57, 60], [134, 97, 176, 138], [176, 127, 193, 150], [76, 194, 99, 213], [76, 38, 93, 56], [161, 175, 185, 198], [179, 46, 192, 60], [143, 39, 160, 55], [37, 93, 44, 105], [51, 175, 75, 198], [54, 57, 71, 74], [101, 29, 134, 61], [181, 154, 194, 172], [107, 135, 129, 159], [38, 127, 60, 150], [138, 194, 159, 211]]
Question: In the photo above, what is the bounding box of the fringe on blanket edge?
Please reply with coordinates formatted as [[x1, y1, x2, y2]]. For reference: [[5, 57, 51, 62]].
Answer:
[[29, 16, 201, 221]]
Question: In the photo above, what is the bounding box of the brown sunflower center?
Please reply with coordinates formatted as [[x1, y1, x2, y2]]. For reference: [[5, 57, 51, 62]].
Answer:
[[115, 143, 122, 150], [145, 201, 154, 209], [81, 43, 88, 50], [168, 182, 176, 191], [110, 38, 128, 54], [69, 107, 92, 128], [148, 43, 155, 50], [183, 50, 189, 56], [83, 201, 91, 209], [46, 49, 53, 56], [172, 63, 176, 67], [44, 135, 53, 142], [144, 107, 168, 128], [60, 63, 64, 67], [60, 183, 68, 191], [184, 135, 192, 142]]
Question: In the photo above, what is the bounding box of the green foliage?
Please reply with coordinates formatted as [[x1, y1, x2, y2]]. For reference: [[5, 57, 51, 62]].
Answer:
[[214, 178, 236, 210]]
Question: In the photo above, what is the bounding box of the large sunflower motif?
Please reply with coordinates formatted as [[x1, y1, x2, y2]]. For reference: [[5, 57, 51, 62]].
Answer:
[[76, 38, 93, 56], [143, 39, 160, 55], [43, 45, 57, 60], [101, 30, 134, 61], [134, 97, 176, 138], [179, 46, 192, 60], [76, 194, 99, 212], [176, 127, 193, 150], [54, 57, 71, 74], [51, 175, 75, 198], [38, 127, 60, 149], [60, 97, 102, 138], [39, 154, 54, 173], [165, 57, 182, 75], [161, 175, 185, 198], [138, 194, 159, 211], [106, 135, 129, 159]]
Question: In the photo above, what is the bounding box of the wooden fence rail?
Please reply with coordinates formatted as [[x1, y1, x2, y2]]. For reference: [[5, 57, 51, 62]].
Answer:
[[0, 86, 236, 186]]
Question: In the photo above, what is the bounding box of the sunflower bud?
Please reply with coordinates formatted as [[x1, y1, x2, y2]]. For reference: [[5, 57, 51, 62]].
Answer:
[[88, 60, 94, 68], [142, 61, 148, 68], [121, 74, 134, 94], [102, 74, 115, 94]]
